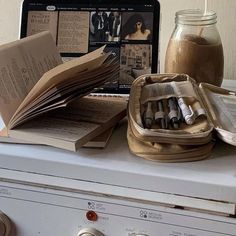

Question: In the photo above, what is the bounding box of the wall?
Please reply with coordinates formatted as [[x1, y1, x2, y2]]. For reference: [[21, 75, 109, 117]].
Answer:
[[0, 0, 235, 80]]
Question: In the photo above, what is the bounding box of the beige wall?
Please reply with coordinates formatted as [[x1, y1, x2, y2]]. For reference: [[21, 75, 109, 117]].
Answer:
[[0, 0, 235, 80]]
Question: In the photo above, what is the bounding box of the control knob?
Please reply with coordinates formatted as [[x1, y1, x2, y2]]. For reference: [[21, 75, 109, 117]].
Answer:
[[134, 234, 149, 236], [78, 228, 104, 236], [129, 234, 149, 236], [0, 211, 11, 236]]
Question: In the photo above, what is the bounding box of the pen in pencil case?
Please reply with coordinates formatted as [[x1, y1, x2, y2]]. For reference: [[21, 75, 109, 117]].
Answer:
[[165, 85, 180, 129]]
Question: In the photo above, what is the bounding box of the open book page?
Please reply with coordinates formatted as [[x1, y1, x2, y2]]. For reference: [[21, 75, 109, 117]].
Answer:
[[9, 97, 127, 151], [0, 31, 62, 126], [10, 57, 119, 128], [9, 117, 101, 151], [31, 96, 127, 128], [0, 126, 34, 144], [9, 45, 108, 128], [14, 58, 111, 116], [0, 115, 114, 148]]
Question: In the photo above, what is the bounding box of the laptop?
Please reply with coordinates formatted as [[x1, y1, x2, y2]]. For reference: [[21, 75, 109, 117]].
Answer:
[[20, 0, 160, 96]]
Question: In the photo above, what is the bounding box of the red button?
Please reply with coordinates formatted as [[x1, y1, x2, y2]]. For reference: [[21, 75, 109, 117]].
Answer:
[[86, 211, 98, 221]]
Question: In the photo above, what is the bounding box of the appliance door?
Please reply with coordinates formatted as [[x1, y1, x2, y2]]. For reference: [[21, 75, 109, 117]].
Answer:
[[1, 177, 236, 236]]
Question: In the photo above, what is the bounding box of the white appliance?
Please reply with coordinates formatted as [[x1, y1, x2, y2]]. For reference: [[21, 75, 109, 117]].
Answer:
[[0, 81, 236, 236]]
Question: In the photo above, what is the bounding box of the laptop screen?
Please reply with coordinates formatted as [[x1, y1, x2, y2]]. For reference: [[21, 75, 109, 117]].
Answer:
[[21, 0, 160, 94]]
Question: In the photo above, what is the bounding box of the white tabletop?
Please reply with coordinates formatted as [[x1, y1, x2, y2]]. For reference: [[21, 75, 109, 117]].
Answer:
[[0, 80, 236, 204], [0, 118, 236, 204]]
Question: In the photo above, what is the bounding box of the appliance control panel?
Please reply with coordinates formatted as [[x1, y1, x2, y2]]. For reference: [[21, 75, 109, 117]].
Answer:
[[0, 182, 236, 236]]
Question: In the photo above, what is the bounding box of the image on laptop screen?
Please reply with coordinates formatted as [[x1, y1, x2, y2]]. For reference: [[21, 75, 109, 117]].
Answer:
[[21, 0, 160, 94]]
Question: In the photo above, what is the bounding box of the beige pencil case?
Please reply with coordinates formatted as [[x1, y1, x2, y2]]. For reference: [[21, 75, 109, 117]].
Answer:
[[127, 73, 236, 162]]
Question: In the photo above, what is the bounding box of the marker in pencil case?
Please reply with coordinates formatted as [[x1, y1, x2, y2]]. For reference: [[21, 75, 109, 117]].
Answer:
[[155, 100, 167, 129], [143, 101, 153, 129], [177, 97, 195, 125]]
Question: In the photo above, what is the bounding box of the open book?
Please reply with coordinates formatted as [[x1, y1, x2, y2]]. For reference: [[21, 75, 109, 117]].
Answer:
[[0, 31, 127, 151]]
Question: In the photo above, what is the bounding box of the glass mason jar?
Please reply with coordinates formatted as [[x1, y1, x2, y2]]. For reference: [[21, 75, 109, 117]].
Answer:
[[165, 9, 224, 86]]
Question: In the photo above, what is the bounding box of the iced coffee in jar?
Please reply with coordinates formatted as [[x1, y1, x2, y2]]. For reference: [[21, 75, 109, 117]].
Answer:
[[165, 9, 224, 86]]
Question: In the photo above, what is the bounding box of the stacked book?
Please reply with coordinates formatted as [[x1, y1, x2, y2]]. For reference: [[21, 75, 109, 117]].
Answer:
[[0, 31, 127, 151]]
